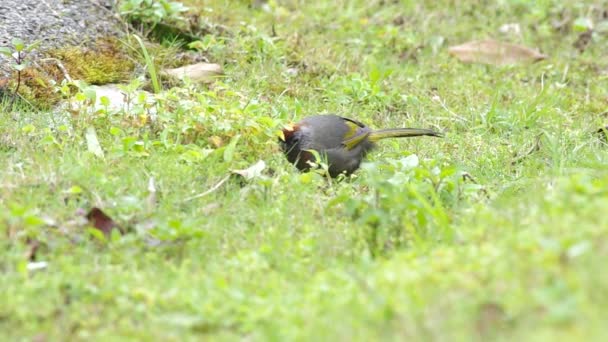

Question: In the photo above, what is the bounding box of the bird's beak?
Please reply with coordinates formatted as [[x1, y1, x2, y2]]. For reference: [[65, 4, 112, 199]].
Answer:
[[277, 130, 286, 141], [278, 123, 295, 141]]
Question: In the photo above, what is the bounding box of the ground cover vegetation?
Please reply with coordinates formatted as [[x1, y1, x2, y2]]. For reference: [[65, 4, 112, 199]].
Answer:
[[1, 0, 608, 340]]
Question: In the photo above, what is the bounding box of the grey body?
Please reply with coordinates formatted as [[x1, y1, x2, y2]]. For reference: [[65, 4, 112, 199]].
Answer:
[[282, 115, 375, 177], [281, 114, 441, 178]]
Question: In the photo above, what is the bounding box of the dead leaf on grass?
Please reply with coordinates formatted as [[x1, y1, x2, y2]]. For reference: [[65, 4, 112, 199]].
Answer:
[[86, 207, 120, 236], [231, 160, 266, 180], [448, 39, 547, 66], [162, 62, 223, 84]]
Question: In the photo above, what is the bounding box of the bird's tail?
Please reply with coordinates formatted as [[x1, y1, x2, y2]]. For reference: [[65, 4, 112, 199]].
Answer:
[[368, 128, 443, 142]]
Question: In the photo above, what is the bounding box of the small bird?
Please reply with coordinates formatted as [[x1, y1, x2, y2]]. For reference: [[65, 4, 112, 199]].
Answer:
[[279, 114, 442, 178]]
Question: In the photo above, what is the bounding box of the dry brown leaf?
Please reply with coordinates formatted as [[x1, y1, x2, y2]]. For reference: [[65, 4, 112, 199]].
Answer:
[[208, 135, 224, 148], [86, 207, 121, 236], [448, 39, 547, 66]]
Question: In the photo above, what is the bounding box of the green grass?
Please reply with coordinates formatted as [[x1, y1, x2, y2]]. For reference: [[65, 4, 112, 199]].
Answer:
[[2, 0, 608, 340]]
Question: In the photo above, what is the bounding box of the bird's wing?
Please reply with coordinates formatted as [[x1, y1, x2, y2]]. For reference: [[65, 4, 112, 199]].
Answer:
[[341, 118, 371, 150], [340, 116, 367, 129]]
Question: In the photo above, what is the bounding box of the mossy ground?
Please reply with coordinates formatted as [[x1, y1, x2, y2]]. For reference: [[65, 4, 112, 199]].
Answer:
[[1, 1, 608, 340], [48, 39, 135, 85], [3, 38, 135, 108]]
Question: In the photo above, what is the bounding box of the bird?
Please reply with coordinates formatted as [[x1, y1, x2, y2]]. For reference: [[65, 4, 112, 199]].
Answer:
[[279, 114, 442, 178]]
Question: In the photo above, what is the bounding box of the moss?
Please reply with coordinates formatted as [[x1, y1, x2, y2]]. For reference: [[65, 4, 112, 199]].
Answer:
[[1, 38, 136, 108], [5, 68, 62, 109], [49, 38, 135, 85]]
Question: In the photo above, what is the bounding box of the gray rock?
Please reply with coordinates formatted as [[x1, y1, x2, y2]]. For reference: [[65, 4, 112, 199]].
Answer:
[[0, 0, 124, 77]]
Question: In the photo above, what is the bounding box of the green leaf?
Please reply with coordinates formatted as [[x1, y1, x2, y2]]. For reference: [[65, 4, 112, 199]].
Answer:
[[75, 92, 87, 102], [12, 64, 26, 71], [87, 227, 107, 242], [25, 40, 42, 52], [573, 17, 593, 32], [11, 38, 24, 52], [133, 34, 160, 93], [100, 96, 111, 107], [0, 46, 12, 56], [67, 185, 83, 194], [223, 135, 241, 162], [24, 215, 45, 227], [21, 124, 36, 133], [84, 88, 97, 102]]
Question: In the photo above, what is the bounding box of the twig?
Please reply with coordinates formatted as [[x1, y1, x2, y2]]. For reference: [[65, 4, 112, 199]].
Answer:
[[461, 172, 478, 183], [38, 58, 73, 82], [183, 175, 231, 202], [511, 134, 543, 165]]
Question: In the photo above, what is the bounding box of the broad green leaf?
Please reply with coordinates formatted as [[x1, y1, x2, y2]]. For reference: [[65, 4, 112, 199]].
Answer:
[[12, 64, 26, 71], [100, 96, 111, 107], [84, 88, 97, 102], [223, 135, 241, 162], [573, 17, 593, 32], [87, 227, 107, 242], [11, 38, 24, 52], [0, 46, 12, 56], [25, 40, 42, 52]]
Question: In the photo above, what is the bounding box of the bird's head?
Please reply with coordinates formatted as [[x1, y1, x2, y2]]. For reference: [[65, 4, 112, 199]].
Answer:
[[278, 123, 302, 154]]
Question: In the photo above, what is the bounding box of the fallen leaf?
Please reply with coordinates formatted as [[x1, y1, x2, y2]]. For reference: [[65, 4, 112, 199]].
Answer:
[[85, 126, 104, 158], [162, 62, 223, 83], [231, 160, 266, 180], [86, 207, 120, 236], [208, 135, 223, 147], [448, 39, 547, 65]]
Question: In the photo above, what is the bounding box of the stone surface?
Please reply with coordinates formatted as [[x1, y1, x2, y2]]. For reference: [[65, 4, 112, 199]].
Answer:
[[0, 0, 123, 76]]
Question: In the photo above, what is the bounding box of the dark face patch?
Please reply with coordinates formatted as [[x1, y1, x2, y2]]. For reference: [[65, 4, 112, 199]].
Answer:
[[280, 127, 298, 153], [280, 128, 315, 171]]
